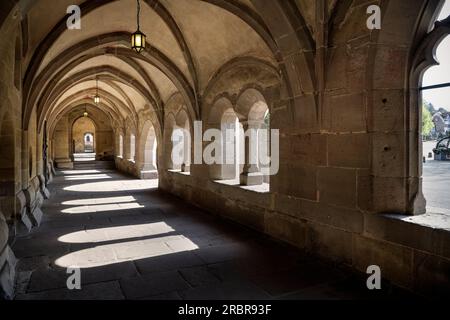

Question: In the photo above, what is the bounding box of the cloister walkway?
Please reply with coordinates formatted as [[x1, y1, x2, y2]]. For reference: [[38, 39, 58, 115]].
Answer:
[[12, 168, 415, 300]]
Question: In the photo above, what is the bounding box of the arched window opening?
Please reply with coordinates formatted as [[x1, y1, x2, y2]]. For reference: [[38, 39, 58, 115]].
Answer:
[[437, 0, 450, 21], [72, 117, 95, 154], [164, 115, 176, 170], [237, 89, 270, 187], [169, 110, 191, 173], [142, 121, 158, 179], [420, 3, 450, 214], [84, 133, 94, 153], [171, 126, 184, 171]]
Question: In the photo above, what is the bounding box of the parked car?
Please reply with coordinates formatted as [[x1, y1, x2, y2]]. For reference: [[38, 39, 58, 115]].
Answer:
[[433, 137, 450, 161]]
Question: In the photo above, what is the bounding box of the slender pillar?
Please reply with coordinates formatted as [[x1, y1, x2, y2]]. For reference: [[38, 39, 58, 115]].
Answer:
[[240, 121, 263, 185]]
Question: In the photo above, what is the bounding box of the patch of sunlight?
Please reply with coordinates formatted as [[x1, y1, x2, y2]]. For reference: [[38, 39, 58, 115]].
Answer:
[[214, 179, 270, 193], [63, 179, 158, 192], [64, 174, 112, 181], [62, 196, 136, 206], [61, 202, 144, 214], [58, 222, 175, 243], [55, 234, 199, 268], [61, 169, 101, 175]]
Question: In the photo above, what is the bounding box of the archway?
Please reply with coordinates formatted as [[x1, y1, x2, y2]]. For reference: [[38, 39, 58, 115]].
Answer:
[[84, 133, 94, 153], [72, 117, 96, 154], [420, 4, 450, 213], [236, 88, 270, 186], [72, 116, 96, 162]]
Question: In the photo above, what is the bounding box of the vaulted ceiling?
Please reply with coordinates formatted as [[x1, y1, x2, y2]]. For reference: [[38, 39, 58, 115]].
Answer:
[[21, 0, 286, 133]]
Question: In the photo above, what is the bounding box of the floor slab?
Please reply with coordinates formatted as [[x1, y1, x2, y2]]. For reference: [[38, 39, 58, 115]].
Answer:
[[13, 168, 417, 300]]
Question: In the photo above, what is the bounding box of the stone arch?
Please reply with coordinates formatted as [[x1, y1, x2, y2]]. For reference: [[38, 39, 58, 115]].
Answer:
[[367, 0, 447, 215], [203, 57, 280, 109], [71, 117, 96, 154], [207, 97, 242, 180], [236, 88, 269, 124], [23, 34, 196, 130], [37, 66, 159, 130]]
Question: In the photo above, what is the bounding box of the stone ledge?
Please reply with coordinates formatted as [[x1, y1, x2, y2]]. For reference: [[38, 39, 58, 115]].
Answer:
[[364, 211, 450, 259], [168, 169, 191, 177], [213, 179, 270, 194]]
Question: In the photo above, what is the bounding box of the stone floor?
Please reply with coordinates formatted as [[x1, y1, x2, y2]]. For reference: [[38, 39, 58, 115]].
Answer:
[[12, 168, 417, 300], [423, 160, 450, 215]]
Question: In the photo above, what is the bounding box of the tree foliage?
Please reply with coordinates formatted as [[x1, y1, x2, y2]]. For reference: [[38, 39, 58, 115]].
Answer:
[[422, 103, 434, 136]]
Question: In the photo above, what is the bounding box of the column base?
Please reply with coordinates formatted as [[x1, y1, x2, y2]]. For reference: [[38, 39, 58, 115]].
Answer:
[[38, 175, 50, 199], [0, 244, 17, 300], [181, 164, 190, 173], [23, 180, 44, 229], [15, 191, 32, 233], [240, 172, 263, 186], [140, 170, 158, 179], [55, 158, 73, 169]]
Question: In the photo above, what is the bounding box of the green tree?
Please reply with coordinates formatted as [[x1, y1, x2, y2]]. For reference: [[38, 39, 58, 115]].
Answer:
[[422, 103, 434, 137]]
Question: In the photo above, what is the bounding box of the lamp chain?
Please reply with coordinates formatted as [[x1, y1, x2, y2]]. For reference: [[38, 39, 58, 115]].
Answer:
[[137, 0, 141, 31]]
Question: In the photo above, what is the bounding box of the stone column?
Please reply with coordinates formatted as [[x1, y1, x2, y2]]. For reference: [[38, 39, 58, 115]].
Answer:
[[181, 128, 191, 173], [240, 121, 263, 186], [53, 117, 73, 169], [124, 132, 131, 161], [137, 133, 158, 179]]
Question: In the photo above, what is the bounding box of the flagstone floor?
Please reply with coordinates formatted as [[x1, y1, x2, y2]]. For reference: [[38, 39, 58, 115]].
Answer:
[[12, 168, 417, 300]]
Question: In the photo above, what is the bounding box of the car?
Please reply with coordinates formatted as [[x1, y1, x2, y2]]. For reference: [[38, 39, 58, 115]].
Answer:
[[433, 137, 450, 161]]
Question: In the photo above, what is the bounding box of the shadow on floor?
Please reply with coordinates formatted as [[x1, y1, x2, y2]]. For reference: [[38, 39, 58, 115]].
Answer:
[[13, 169, 419, 300]]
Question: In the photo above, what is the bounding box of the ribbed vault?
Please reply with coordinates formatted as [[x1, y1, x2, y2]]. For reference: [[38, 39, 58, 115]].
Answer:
[[21, 0, 287, 138]]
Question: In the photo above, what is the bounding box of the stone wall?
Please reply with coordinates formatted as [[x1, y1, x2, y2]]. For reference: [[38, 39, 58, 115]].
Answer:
[[0, 2, 22, 299], [156, 0, 450, 296]]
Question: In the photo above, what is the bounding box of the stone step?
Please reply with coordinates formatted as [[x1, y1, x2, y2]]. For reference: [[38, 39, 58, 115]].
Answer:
[[73, 161, 115, 170]]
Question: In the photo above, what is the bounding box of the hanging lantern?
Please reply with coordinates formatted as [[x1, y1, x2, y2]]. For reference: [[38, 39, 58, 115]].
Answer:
[[131, 30, 146, 53], [131, 0, 146, 53], [84, 105, 88, 117]]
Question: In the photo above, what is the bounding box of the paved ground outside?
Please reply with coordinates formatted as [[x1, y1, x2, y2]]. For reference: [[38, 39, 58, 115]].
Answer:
[[12, 168, 416, 300], [423, 141, 450, 215]]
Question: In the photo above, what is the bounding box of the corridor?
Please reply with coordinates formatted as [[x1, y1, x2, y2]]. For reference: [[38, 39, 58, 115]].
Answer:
[[12, 168, 411, 300]]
